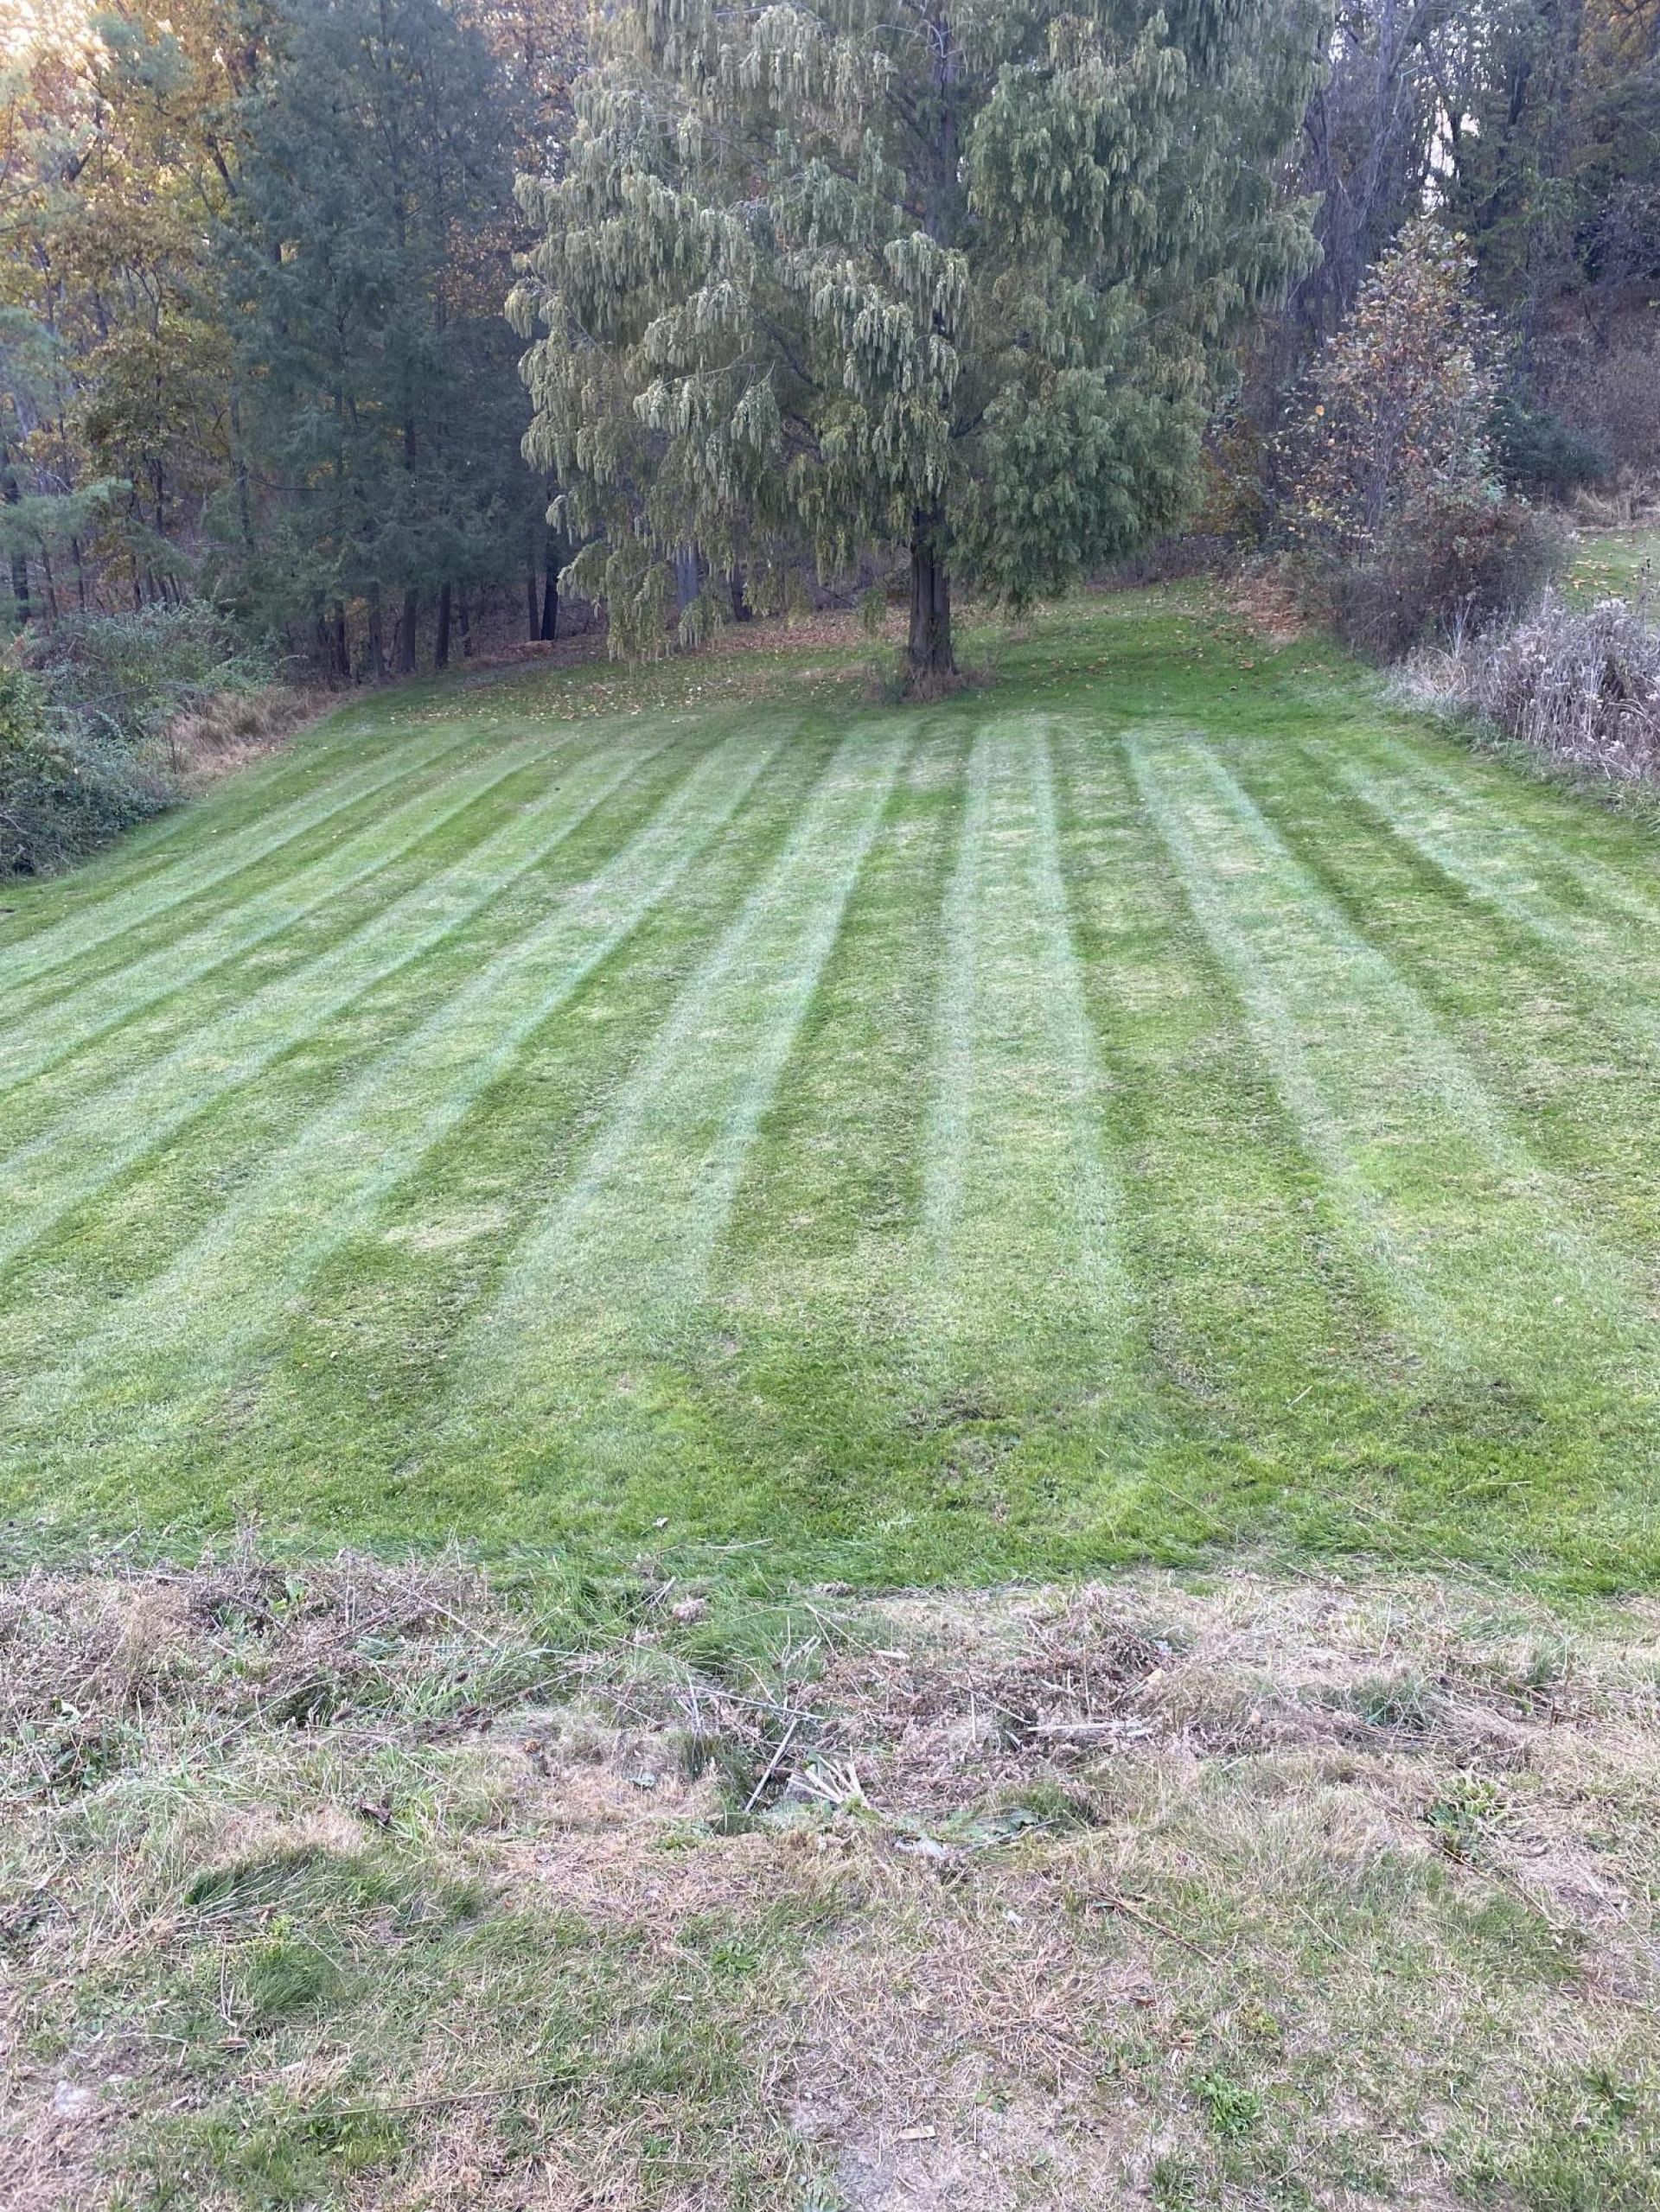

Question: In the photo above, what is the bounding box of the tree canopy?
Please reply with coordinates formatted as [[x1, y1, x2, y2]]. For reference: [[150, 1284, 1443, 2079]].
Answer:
[[226, 0, 541, 673], [5, 0, 1660, 679], [511, 0, 1324, 685]]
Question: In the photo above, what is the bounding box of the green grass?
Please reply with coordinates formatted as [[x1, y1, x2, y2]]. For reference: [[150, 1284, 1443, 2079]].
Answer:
[[6, 590, 1660, 1589], [1566, 524, 1660, 603]]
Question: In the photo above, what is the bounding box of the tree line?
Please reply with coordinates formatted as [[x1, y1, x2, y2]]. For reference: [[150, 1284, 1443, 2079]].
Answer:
[[3, 0, 1657, 688], [2, 0, 581, 677]]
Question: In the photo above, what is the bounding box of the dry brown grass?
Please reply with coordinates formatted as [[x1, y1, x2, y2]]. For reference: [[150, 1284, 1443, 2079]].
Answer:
[[1569, 473, 1660, 532], [1226, 566, 1308, 646], [160, 685, 335, 789], [3, 1554, 1658, 2210]]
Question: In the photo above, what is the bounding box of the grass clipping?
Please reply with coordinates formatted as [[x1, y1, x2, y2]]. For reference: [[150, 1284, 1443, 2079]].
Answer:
[[2, 1552, 1657, 2210]]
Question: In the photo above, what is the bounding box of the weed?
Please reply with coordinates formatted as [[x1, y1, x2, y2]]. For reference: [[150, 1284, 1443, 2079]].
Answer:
[[1192, 2069, 1263, 2140], [1425, 1775, 1510, 1859]]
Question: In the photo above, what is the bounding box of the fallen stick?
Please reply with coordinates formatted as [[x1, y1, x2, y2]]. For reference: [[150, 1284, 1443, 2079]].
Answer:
[[1086, 1892, 1219, 1966]]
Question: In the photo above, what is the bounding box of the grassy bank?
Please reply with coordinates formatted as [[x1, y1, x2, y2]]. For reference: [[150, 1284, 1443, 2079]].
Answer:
[[5, 593, 1660, 1587]]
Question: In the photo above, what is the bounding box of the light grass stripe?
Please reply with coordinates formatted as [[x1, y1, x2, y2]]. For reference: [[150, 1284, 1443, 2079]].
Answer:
[[0, 740, 669, 1267], [4, 729, 785, 1428], [0, 711, 497, 1006], [0, 733, 584, 1094], [1305, 727, 1660, 952], [451, 724, 908, 1424], [1130, 726, 1647, 1374], [1293, 742, 1660, 1081], [923, 712, 1138, 1398]]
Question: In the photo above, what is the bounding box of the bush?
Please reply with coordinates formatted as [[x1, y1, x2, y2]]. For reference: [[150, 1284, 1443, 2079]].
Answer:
[[0, 657, 171, 877], [1468, 592, 1660, 776], [1552, 335, 1660, 479], [1492, 397, 1610, 502], [1280, 221, 1501, 560], [31, 602, 274, 755], [2, 602, 281, 877], [1398, 591, 1660, 781], [1305, 491, 1565, 660]]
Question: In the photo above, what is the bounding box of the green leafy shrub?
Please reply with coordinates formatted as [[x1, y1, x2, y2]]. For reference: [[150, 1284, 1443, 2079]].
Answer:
[[2, 602, 276, 877], [33, 601, 273, 754], [0, 657, 172, 877]]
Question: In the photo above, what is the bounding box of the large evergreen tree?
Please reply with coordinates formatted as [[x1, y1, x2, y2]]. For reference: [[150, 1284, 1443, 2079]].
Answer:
[[511, 0, 1324, 685], [228, 0, 540, 674]]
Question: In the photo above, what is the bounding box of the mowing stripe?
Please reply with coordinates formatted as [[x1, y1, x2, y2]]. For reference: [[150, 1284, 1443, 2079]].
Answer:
[[0, 711, 499, 1005], [1303, 731, 1660, 986], [0, 739, 670, 1268], [3, 728, 788, 1431], [0, 733, 589, 1093], [923, 712, 1139, 1408], [450, 723, 909, 1431], [1129, 726, 1647, 1377], [1215, 724, 1660, 1281]]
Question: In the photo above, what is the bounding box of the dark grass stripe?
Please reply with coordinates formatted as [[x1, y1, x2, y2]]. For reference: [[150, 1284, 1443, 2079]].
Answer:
[[1048, 714, 1439, 1559], [0, 725, 810, 1528], [405, 720, 911, 1548], [1129, 725, 1660, 1576], [1233, 723, 1660, 1269], [177, 724, 845, 1536], [0, 727, 748, 1354], [0, 736, 678, 1262], [0, 734, 591, 1100], [0, 709, 515, 1013]]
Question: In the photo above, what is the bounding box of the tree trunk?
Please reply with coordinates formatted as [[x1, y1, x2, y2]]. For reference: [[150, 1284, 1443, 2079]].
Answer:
[[730, 569, 752, 622], [435, 581, 452, 670], [674, 545, 701, 614], [367, 595, 387, 683], [397, 589, 418, 676], [2, 449, 29, 626], [457, 592, 473, 658], [540, 566, 558, 641], [230, 391, 255, 550], [526, 565, 540, 640], [906, 513, 954, 690]]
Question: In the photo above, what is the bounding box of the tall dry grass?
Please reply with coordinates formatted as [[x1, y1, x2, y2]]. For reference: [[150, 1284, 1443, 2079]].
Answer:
[[1396, 588, 1660, 781]]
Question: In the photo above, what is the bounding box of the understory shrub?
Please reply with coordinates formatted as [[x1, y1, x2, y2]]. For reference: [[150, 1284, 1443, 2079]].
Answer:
[[0, 659, 170, 877], [1280, 221, 1565, 656], [3, 602, 280, 876], [32, 602, 274, 755], [1303, 492, 1564, 660], [1491, 397, 1610, 503], [1397, 591, 1660, 781]]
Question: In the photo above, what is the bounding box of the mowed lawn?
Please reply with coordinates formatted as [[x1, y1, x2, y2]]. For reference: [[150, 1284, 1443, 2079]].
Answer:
[[4, 594, 1660, 1588]]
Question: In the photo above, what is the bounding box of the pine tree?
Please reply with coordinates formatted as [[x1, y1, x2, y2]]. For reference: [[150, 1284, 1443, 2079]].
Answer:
[[227, 0, 540, 673], [510, 0, 1323, 688]]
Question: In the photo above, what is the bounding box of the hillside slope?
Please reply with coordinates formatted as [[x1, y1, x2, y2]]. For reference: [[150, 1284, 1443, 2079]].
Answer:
[[3, 596, 1660, 1587]]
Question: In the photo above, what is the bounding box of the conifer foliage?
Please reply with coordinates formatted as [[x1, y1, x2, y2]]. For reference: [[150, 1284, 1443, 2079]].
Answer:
[[510, 0, 1324, 687]]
